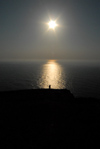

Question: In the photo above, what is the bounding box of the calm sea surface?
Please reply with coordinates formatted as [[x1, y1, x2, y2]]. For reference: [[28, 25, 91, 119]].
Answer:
[[0, 60, 100, 98]]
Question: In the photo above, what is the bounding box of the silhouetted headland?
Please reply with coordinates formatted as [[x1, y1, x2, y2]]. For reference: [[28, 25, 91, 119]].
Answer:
[[0, 89, 100, 148]]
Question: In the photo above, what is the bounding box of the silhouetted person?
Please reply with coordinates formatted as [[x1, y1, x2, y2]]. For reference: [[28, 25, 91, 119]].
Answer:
[[49, 85, 51, 89]]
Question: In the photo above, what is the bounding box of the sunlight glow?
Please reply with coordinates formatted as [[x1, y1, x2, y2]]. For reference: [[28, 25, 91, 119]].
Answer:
[[48, 20, 57, 29]]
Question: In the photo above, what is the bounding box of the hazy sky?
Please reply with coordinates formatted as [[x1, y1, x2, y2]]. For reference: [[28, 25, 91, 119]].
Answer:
[[0, 0, 100, 60]]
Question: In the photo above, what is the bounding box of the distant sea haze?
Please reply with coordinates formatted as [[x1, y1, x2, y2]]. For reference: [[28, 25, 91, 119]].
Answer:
[[0, 60, 100, 98]]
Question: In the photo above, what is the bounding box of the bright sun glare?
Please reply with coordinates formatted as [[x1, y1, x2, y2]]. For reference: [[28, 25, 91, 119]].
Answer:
[[48, 20, 57, 29]]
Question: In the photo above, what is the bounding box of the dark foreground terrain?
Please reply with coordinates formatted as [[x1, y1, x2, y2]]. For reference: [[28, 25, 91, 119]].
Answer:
[[0, 89, 100, 148]]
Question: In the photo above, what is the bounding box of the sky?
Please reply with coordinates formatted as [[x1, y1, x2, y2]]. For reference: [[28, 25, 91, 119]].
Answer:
[[0, 0, 100, 60]]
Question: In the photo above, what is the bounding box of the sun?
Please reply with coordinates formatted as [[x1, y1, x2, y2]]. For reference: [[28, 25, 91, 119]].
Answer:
[[48, 20, 57, 29]]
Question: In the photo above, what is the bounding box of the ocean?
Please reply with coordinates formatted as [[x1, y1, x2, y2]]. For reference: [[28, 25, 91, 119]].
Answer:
[[0, 59, 100, 98]]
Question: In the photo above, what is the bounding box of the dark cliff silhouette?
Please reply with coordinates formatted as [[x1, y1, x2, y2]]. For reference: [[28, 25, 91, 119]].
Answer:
[[0, 89, 100, 148]]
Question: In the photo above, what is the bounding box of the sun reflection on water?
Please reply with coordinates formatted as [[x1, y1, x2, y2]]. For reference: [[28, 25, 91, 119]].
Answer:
[[38, 60, 65, 89]]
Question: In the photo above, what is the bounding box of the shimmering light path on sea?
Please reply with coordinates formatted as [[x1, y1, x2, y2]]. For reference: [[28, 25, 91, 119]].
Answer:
[[38, 60, 66, 89]]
